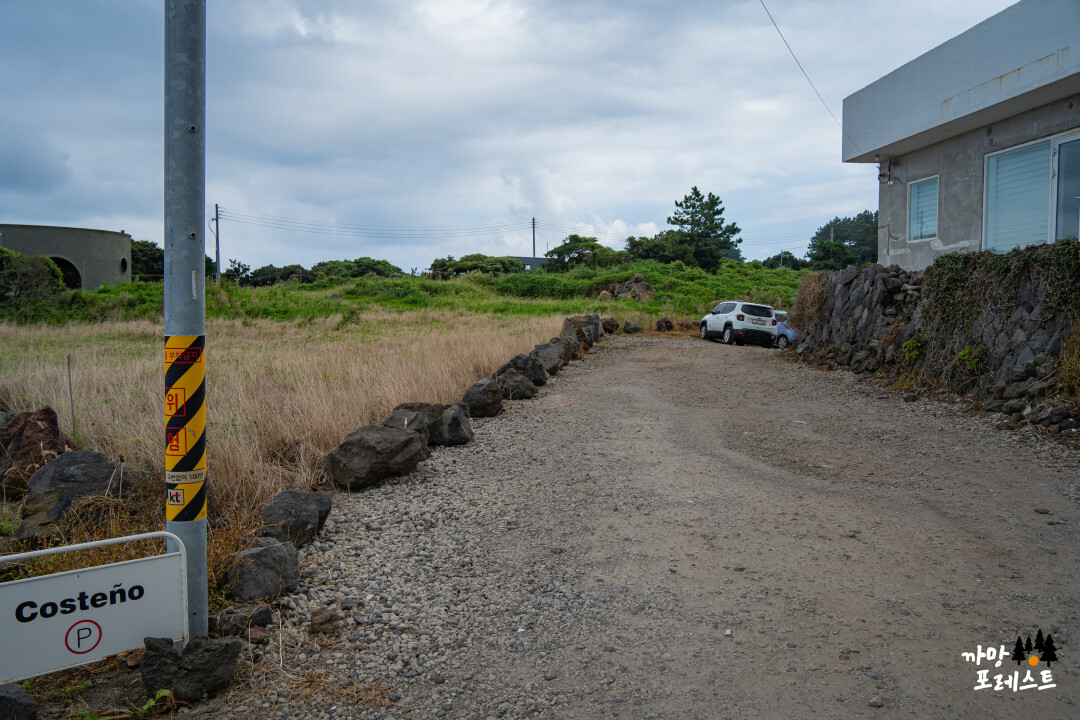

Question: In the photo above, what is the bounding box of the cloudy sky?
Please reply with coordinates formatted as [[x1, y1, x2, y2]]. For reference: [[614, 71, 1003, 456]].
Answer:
[[0, 0, 1016, 272]]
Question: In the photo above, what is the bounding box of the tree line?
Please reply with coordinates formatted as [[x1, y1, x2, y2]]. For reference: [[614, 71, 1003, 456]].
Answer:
[[537, 189, 877, 274], [131, 242, 405, 286], [129, 187, 879, 284]]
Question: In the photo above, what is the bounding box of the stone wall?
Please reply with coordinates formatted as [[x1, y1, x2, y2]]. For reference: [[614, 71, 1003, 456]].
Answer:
[[796, 247, 1078, 429], [796, 263, 926, 374]]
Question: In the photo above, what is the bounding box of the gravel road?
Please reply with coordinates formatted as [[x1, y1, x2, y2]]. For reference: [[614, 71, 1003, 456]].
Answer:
[[218, 335, 1080, 719]]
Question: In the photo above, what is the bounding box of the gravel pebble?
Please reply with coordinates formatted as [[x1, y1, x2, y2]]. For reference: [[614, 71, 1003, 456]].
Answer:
[[218, 336, 1080, 719]]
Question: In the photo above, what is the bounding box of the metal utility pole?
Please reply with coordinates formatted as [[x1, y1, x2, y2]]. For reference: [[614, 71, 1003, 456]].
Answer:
[[213, 203, 220, 282], [164, 0, 208, 640], [532, 217, 536, 261]]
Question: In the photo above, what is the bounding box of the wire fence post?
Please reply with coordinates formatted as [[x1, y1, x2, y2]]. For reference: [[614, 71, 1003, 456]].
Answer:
[[66, 353, 76, 441], [164, 0, 208, 639]]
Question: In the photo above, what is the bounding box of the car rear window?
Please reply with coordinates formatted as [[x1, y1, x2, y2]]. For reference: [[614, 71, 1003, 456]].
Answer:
[[741, 304, 772, 318]]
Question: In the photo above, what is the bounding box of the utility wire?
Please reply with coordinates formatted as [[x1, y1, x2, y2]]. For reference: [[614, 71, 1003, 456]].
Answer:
[[219, 208, 530, 232], [758, 0, 865, 155], [217, 208, 531, 239], [218, 208, 810, 250]]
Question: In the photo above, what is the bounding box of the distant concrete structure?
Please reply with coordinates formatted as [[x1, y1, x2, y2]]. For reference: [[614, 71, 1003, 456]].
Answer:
[[843, 0, 1080, 270], [508, 256, 551, 272], [0, 224, 132, 289]]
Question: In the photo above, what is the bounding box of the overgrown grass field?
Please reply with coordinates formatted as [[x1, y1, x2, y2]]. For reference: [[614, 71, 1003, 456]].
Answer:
[[1, 259, 805, 584], [6, 259, 806, 324], [0, 312, 568, 582]]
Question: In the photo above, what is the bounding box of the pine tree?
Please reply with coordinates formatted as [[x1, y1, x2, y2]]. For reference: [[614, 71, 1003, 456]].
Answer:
[[1025, 636, 1034, 654], [663, 186, 742, 271], [1012, 637, 1026, 665], [1042, 634, 1058, 665], [1035, 629, 1045, 652]]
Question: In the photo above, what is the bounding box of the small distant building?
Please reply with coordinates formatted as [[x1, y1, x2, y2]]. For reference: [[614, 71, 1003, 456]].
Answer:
[[508, 256, 551, 272], [0, 224, 132, 289], [843, 0, 1080, 270]]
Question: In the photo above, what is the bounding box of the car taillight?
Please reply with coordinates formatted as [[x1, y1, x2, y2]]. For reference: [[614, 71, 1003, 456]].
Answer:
[[737, 314, 744, 321], [772, 319, 776, 326]]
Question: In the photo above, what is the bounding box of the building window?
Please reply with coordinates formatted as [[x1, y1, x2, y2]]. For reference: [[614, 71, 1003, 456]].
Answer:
[[1055, 136, 1080, 242], [908, 176, 938, 241], [984, 139, 1052, 253]]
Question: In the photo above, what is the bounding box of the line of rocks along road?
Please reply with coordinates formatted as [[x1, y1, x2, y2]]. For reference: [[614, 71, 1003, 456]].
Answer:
[[218, 335, 1079, 719]]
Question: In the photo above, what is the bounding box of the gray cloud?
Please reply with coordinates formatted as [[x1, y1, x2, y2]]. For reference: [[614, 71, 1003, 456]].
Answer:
[[2, 0, 1017, 269], [0, 132, 71, 193]]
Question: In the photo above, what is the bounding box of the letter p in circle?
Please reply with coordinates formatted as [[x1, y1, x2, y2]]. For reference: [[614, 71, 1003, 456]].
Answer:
[[65, 620, 102, 655]]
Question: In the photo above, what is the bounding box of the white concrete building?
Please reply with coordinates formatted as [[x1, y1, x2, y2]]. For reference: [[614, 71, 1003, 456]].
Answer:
[[843, 0, 1080, 270]]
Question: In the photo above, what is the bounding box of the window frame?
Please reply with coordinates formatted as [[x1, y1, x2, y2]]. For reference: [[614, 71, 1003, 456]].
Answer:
[[982, 127, 1080, 252], [907, 174, 940, 243], [1050, 128, 1080, 243]]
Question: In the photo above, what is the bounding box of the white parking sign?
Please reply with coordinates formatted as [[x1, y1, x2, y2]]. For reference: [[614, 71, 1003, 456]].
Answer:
[[0, 532, 188, 684]]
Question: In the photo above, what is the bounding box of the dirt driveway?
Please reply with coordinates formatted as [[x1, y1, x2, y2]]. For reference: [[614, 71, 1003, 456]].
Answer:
[[449, 335, 1080, 718], [50, 334, 1077, 719]]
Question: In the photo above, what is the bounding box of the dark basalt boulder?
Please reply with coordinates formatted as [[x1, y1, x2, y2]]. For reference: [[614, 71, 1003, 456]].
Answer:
[[260, 490, 333, 548], [224, 540, 300, 600], [17, 450, 142, 541], [461, 377, 502, 418], [323, 424, 429, 491], [392, 402, 474, 446], [530, 342, 565, 375], [379, 407, 430, 447], [495, 353, 549, 387], [0, 407, 76, 494], [140, 636, 243, 702], [496, 369, 538, 399]]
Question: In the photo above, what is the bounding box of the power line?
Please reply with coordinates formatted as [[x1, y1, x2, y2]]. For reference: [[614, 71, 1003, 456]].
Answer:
[[216, 208, 532, 239], [219, 208, 530, 232], [217, 207, 813, 249], [758, 0, 865, 155]]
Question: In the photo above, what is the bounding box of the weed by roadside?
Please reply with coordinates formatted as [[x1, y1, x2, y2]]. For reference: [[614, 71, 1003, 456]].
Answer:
[[789, 272, 826, 331], [0, 504, 20, 535], [1061, 329, 1080, 403]]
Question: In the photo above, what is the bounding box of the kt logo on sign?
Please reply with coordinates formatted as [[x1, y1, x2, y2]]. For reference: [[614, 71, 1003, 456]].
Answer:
[[962, 629, 1059, 692]]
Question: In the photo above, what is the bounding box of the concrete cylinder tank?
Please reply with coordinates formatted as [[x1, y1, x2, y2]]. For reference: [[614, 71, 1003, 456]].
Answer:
[[0, 224, 132, 290]]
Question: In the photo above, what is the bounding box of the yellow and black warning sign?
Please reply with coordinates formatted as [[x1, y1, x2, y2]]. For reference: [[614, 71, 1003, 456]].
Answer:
[[164, 335, 206, 521]]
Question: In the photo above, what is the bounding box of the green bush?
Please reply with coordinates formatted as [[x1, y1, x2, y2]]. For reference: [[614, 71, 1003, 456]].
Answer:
[[0, 248, 65, 321], [1, 257, 808, 324]]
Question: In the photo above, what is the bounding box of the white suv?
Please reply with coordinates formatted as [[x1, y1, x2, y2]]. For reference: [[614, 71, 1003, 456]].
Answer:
[[699, 300, 777, 347]]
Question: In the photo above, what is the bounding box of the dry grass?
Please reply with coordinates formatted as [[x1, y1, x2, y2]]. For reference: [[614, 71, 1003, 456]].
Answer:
[[788, 272, 827, 332], [0, 311, 561, 578], [1061, 326, 1080, 403]]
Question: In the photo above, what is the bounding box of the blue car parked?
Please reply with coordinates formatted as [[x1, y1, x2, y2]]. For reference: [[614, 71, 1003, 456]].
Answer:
[[773, 311, 803, 349]]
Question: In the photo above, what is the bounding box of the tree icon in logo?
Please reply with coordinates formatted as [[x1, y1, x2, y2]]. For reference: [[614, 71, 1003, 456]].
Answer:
[[1012, 637, 1026, 665], [1042, 635, 1058, 666]]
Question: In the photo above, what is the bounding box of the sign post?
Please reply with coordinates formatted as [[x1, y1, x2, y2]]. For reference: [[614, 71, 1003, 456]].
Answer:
[[164, 0, 208, 638], [0, 532, 188, 684]]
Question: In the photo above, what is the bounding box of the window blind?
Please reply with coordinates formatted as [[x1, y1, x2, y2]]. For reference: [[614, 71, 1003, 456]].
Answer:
[[985, 140, 1051, 252], [908, 177, 938, 241]]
